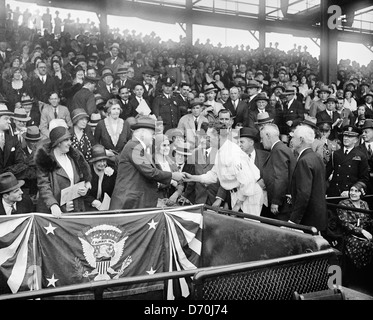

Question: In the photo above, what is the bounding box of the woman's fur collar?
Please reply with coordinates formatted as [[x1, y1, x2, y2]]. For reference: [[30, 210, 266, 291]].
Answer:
[[34, 142, 92, 181]]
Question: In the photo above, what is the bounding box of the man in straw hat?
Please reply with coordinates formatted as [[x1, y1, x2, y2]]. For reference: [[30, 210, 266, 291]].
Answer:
[[201, 83, 224, 120], [104, 42, 124, 74], [115, 66, 136, 91], [110, 116, 185, 210], [246, 92, 275, 129], [10, 107, 31, 148], [0, 172, 33, 215], [0, 105, 28, 179], [308, 85, 331, 117], [326, 125, 369, 197], [184, 122, 265, 215]]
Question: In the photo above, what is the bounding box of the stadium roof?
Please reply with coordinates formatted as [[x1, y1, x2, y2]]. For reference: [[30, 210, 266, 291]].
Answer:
[[17, 0, 373, 44]]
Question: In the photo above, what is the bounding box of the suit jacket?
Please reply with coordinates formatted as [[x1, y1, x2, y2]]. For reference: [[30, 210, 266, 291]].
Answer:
[[104, 56, 124, 74], [290, 148, 328, 232], [316, 110, 341, 140], [30, 74, 58, 104], [0, 196, 34, 215], [110, 139, 172, 209], [71, 87, 97, 116], [183, 147, 220, 205], [262, 140, 296, 220], [356, 143, 373, 193], [117, 98, 136, 120], [174, 93, 190, 117], [96, 83, 116, 102], [128, 96, 151, 118], [177, 113, 209, 149], [224, 98, 248, 127], [94, 118, 132, 155], [115, 79, 136, 91], [152, 93, 181, 133], [282, 99, 305, 134], [326, 147, 369, 196], [0, 131, 28, 179], [39, 104, 73, 139]]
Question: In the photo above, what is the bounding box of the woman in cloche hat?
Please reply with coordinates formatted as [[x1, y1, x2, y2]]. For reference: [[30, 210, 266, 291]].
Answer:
[[84, 144, 117, 211], [34, 126, 92, 218]]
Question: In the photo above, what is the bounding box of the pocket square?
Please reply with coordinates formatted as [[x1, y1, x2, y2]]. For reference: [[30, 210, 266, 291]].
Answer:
[[11, 147, 15, 152], [352, 156, 361, 161]]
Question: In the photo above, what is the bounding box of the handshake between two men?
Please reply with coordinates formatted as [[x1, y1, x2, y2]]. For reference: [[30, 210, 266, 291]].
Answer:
[[170, 172, 198, 183]]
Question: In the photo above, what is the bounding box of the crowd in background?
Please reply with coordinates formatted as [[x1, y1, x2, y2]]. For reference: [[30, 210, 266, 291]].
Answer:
[[0, 5, 373, 291]]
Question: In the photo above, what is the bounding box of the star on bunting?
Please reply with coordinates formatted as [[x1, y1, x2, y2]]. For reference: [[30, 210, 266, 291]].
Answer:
[[146, 267, 156, 275], [147, 219, 158, 230], [46, 274, 59, 287], [44, 223, 57, 235]]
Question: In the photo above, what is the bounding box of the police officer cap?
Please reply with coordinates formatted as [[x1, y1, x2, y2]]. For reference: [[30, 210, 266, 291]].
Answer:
[[162, 77, 175, 86]]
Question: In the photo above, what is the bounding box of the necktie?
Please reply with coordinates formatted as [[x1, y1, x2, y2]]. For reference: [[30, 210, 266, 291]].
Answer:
[[11, 205, 17, 215], [345, 149, 348, 155], [368, 144, 372, 157], [42, 76, 45, 84], [53, 108, 58, 119], [194, 117, 198, 130], [178, 164, 182, 172]]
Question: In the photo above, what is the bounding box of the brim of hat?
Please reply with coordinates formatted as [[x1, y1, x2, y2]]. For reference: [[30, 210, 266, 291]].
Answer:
[[24, 135, 42, 141], [175, 150, 192, 155], [0, 180, 25, 194], [88, 155, 109, 163], [51, 132, 72, 148], [204, 88, 217, 94], [88, 122, 99, 126], [72, 114, 89, 123], [301, 120, 317, 128], [130, 123, 156, 130], [247, 85, 260, 88], [254, 119, 273, 124], [0, 111, 13, 116], [11, 115, 31, 122], [237, 134, 258, 141], [318, 90, 331, 94], [255, 98, 269, 102]]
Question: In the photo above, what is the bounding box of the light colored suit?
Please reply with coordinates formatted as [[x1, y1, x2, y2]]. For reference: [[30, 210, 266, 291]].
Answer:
[[177, 113, 208, 149], [39, 104, 73, 139]]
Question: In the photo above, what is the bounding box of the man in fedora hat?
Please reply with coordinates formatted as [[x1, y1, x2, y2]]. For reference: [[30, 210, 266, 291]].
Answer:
[[20, 95, 40, 127], [20, 126, 42, 198], [0, 105, 28, 179], [114, 66, 136, 91], [316, 94, 342, 140], [326, 125, 369, 197], [246, 92, 275, 129], [104, 42, 124, 74], [97, 70, 117, 101], [0, 172, 33, 215], [245, 80, 261, 111], [309, 85, 331, 117], [282, 85, 305, 142], [10, 107, 31, 149], [110, 116, 185, 210], [201, 83, 224, 122], [152, 77, 181, 133], [177, 98, 208, 149], [40, 92, 73, 139], [71, 75, 100, 116]]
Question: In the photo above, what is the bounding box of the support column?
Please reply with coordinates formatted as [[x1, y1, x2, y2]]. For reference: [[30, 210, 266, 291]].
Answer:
[[185, 0, 193, 46], [0, 0, 6, 41], [320, 0, 338, 84], [258, 0, 266, 49]]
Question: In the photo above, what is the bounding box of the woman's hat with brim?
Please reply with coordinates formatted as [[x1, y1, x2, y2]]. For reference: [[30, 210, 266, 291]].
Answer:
[[130, 116, 156, 131], [255, 111, 274, 125], [237, 127, 259, 142], [363, 92, 373, 99], [166, 128, 184, 140], [318, 85, 331, 94], [49, 126, 72, 148], [0, 105, 13, 117], [0, 172, 25, 194], [23, 126, 42, 141], [11, 108, 31, 122], [89, 144, 109, 163], [174, 141, 192, 156], [71, 108, 89, 125]]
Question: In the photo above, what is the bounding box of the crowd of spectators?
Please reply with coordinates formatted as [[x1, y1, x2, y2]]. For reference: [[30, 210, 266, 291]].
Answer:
[[0, 5, 373, 289]]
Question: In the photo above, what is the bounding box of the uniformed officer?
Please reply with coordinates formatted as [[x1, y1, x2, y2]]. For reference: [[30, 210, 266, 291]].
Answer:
[[151, 77, 181, 133], [325, 125, 369, 197]]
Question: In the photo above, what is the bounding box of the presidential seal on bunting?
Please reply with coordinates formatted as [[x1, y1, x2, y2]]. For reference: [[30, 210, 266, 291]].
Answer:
[[76, 224, 132, 281]]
